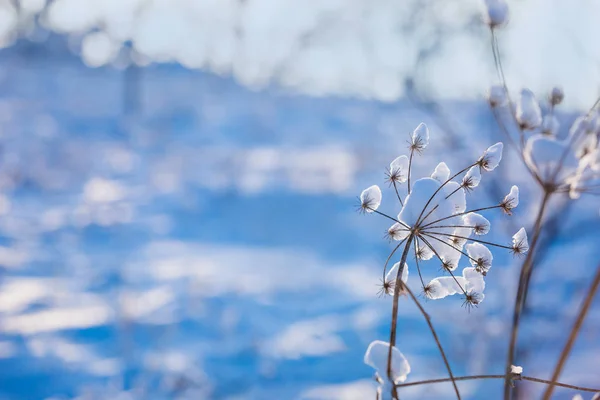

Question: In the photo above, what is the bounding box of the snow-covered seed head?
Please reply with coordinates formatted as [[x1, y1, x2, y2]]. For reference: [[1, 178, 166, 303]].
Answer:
[[516, 89, 542, 130], [483, 0, 509, 28], [541, 115, 559, 136], [377, 278, 395, 297], [500, 185, 519, 214], [510, 365, 523, 381], [466, 242, 493, 275], [464, 213, 490, 235], [462, 165, 482, 191], [488, 85, 507, 107], [462, 292, 482, 311], [388, 155, 409, 184], [385, 223, 405, 242], [359, 185, 382, 213], [410, 123, 429, 153], [364, 340, 411, 384], [549, 87, 564, 106], [511, 227, 529, 255], [478, 142, 504, 171]]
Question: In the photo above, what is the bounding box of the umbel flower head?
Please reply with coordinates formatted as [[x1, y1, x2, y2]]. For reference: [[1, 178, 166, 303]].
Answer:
[[360, 123, 528, 308]]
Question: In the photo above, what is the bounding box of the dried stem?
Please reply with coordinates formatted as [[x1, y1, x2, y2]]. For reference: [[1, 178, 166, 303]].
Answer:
[[395, 374, 600, 393], [503, 190, 552, 399], [542, 263, 600, 400], [400, 277, 461, 399]]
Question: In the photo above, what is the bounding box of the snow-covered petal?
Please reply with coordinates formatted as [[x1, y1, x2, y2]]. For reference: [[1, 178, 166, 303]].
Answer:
[[411, 123, 429, 151], [360, 185, 382, 213], [524, 135, 578, 183], [463, 165, 481, 189], [389, 155, 409, 183], [387, 222, 410, 241], [516, 89, 542, 130], [501, 185, 519, 213], [463, 267, 486, 295], [431, 162, 450, 183], [512, 227, 529, 254], [479, 142, 503, 171], [426, 276, 467, 300], [483, 0, 509, 27], [511, 365, 523, 375], [385, 262, 409, 294], [415, 239, 434, 261], [463, 213, 490, 235], [466, 242, 493, 273], [438, 241, 463, 271], [444, 181, 466, 213], [541, 115, 559, 136], [488, 85, 507, 107], [364, 340, 411, 384]]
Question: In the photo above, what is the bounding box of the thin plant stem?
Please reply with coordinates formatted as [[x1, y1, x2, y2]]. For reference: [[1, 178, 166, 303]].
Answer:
[[387, 235, 414, 398], [395, 374, 600, 393], [392, 180, 404, 207], [407, 149, 414, 195], [542, 263, 600, 400], [399, 279, 461, 399], [423, 231, 513, 251], [382, 238, 408, 282], [504, 190, 552, 400]]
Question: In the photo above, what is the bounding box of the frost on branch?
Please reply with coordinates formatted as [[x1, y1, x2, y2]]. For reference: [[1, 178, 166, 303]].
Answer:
[[516, 89, 542, 130], [364, 340, 411, 384], [360, 185, 382, 213]]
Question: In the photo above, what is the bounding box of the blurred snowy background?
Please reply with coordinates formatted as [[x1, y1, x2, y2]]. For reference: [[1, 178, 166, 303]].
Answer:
[[0, 0, 599, 399]]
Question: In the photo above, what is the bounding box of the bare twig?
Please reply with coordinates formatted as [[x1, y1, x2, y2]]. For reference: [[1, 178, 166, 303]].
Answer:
[[542, 264, 600, 400]]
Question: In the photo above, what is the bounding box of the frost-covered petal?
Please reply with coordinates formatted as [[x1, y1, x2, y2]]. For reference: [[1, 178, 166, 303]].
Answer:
[[501, 185, 519, 213], [463, 213, 490, 235], [463, 267, 486, 295], [360, 185, 382, 213], [516, 89, 542, 129], [479, 142, 503, 171], [541, 115, 559, 136], [483, 0, 509, 27], [411, 123, 429, 151], [466, 242, 493, 273], [511, 365, 523, 375], [431, 162, 450, 183], [385, 262, 409, 294], [364, 340, 411, 384], [426, 276, 467, 299], [524, 135, 578, 184], [389, 155, 409, 183], [488, 85, 507, 107], [415, 239, 434, 261], [444, 181, 466, 213], [463, 165, 481, 189], [387, 222, 410, 241], [512, 227, 529, 254]]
